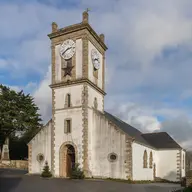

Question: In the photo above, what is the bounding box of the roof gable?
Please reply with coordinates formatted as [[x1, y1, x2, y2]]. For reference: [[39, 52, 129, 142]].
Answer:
[[104, 111, 152, 148], [142, 132, 182, 149], [27, 119, 52, 145], [104, 111, 182, 150]]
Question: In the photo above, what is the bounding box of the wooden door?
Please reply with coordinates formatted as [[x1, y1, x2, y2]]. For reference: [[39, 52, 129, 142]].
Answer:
[[66, 154, 72, 177]]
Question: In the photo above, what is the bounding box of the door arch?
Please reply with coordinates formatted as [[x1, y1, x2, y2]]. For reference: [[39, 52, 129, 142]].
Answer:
[[59, 142, 77, 177]]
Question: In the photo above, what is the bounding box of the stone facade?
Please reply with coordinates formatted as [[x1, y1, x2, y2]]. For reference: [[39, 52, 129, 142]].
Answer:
[[28, 144, 32, 173], [51, 89, 56, 175], [177, 150, 182, 181], [125, 136, 133, 180], [82, 84, 89, 176]]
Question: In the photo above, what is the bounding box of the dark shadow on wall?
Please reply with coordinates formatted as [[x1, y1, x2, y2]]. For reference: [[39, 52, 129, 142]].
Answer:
[[162, 171, 181, 183], [0, 169, 22, 192]]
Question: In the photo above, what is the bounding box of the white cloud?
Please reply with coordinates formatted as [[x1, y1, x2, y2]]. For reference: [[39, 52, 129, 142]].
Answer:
[[1, 0, 192, 149], [33, 65, 52, 123], [0, 59, 8, 68]]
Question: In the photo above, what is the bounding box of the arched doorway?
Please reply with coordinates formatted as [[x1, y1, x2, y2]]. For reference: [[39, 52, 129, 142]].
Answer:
[[59, 143, 76, 177]]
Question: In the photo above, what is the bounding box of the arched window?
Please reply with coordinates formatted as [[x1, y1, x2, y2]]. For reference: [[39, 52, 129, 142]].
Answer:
[[143, 150, 148, 168], [65, 93, 71, 108], [149, 151, 153, 169], [94, 97, 98, 109]]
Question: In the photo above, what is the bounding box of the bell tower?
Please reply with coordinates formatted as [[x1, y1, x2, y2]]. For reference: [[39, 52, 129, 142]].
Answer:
[[48, 11, 107, 177], [48, 11, 107, 92]]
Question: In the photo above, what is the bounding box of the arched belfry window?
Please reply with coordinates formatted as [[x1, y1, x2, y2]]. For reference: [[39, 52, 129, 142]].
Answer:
[[143, 150, 148, 168], [94, 97, 98, 109], [149, 151, 153, 169], [65, 93, 72, 108]]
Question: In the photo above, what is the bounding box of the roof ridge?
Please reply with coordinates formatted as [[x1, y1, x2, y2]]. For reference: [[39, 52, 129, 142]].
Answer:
[[104, 111, 143, 133], [142, 131, 167, 135], [105, 111, 134, 126]]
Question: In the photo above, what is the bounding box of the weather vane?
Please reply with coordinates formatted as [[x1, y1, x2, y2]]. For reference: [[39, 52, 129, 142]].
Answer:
[[86, 8, 91, 13]]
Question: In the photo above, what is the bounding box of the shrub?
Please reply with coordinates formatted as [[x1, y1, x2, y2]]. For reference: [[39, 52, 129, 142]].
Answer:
[[41, 161, 52, 178], [183, 186, 192, 192], [70, 163, 85, 179], [181, 177, 186, 187]]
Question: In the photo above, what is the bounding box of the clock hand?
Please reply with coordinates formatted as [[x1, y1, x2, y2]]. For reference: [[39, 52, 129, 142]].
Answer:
[[62, 47, 71, 55]]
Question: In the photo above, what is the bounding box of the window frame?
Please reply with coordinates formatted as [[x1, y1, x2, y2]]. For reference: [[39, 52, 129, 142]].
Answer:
[[143, 150, 148, 168], [64, 119, 72, 134]]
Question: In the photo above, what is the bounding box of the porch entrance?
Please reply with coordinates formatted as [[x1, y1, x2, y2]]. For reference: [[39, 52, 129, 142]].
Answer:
[[59, 144, 76, 177]]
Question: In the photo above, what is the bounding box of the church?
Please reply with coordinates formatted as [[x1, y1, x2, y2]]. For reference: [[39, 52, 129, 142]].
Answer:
[[28, 11, 186, 181]]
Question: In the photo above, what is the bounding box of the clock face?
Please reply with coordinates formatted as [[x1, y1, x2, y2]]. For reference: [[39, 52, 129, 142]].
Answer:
[[60, 39, 76, 60], [91, 49, 100, 70]]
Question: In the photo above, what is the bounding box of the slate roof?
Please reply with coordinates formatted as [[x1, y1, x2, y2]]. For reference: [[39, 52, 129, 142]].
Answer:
[[142, 132, 182, 149], [104, 111, 182, 150], [104, 111, 152, 147]]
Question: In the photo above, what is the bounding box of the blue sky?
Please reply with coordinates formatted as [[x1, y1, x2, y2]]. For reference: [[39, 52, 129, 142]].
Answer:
[[1, 0, 192, 149]]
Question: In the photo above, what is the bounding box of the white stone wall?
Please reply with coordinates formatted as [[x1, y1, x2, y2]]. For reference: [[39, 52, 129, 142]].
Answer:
[[88, 41, 103, 89], [76, 39, 83, 79], [30, 121, 52, 174], [54, 85, 82, 109], [132, 142, 156, 180], [156, 149, 179, 181], [53, 84, 84, 176], [87, 86, 103, 112], [55, 45, 61, 83], [89, 111, 127, 179]]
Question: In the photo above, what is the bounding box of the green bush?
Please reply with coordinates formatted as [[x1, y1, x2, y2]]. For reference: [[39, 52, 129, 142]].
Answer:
[[41, 161, 52, 178], [183, 186, 192, 192], [70, 163, 85, 179]]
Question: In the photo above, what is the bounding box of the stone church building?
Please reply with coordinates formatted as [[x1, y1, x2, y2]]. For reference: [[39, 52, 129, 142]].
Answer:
[[28, 11, 186, 181]]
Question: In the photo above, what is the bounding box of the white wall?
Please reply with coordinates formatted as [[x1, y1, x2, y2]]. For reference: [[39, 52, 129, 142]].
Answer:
[[54, 85, 82, 109], [90, 110, 127, 179], [53, 84, 84, 176], [55, 45, 61, 83], [88, 86, 103, 112], [156, 150, 179, 181], [88, 41, 103, 90], [132, 142, 156, 180], [31, 121, 52, 174], [76, 39, 82, 79]]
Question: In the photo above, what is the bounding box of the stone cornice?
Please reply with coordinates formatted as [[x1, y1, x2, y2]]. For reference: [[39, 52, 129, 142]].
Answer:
[[47, 22, 108, 51], [49, 78, 106, 96]]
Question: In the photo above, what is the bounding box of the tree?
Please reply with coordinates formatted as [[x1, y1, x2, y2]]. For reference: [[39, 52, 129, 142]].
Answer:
[[0, 84, 42, 146], [41, 161, 52, 178], [71, 163, 85, 179]]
